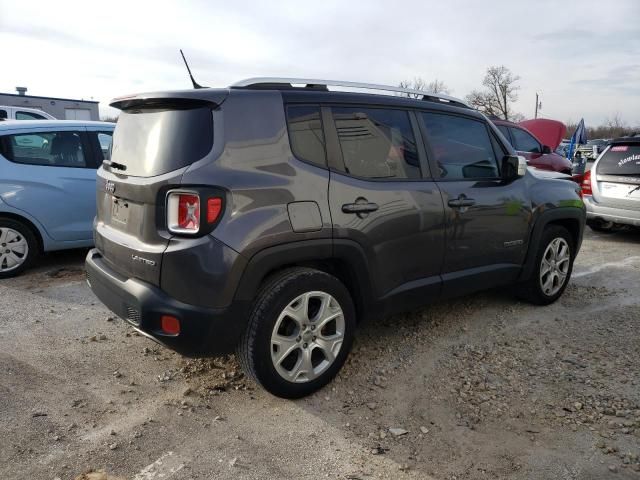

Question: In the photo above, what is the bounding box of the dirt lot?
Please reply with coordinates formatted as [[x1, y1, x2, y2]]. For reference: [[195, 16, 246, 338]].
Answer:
[[1, 229, 639, 480]]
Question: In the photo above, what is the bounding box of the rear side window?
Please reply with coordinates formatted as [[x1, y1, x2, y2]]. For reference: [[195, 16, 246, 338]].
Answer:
[[511, 127, 541, 153], [286, 105, 326, 166], [96, 132, 113, 161], [1, 131, 88, 167], [0, 110, 7, 120], [497, 125, 511, 142], [597, 145, 640, 175], [112, 106, 213, 177], [16, 110, 46, 120], [421, 113, 500, 180], [332, 107, 420, 179]]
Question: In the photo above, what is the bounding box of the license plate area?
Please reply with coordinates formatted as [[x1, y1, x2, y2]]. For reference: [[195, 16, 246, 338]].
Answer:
[[111, 197, 130, 225], [600, 182, 640, 200]]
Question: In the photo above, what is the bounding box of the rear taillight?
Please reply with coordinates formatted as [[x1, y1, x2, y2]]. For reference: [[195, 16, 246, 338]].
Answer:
[[167, 190, 224, 235], [207, 197, 222, 223], [581, 170, 593, 196], [167, 192, 200, 233]]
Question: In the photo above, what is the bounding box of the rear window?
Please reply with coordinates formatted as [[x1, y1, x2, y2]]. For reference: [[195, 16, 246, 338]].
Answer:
[[111, 106, 213, 177], [597, 145, 640, 175]]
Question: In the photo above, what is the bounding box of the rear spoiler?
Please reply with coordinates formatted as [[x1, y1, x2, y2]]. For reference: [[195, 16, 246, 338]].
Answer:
[[110, 88, 229, 110]]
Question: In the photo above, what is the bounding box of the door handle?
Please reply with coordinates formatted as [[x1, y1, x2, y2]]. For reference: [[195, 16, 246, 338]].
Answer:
[[342, 202, 379, 214], [448, 196, 476, 208]]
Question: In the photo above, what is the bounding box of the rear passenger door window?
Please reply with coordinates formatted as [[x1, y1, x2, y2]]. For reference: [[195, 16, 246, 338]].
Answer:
[[3, 131, 90, 168], [332, 107, 420, 179], [16, 110, 47, 120], [420, 112, 500, 180], [510, 127, 541, 153], [286, 105, 326, 167]]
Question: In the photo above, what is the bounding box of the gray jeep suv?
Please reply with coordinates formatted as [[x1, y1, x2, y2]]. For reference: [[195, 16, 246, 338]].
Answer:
[[86, 78, 585, 398]]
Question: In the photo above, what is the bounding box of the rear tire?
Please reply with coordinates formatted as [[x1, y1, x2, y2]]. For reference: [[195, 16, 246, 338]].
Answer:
[[588, 220, 615, 233], [0, 218, 39, 279], [237, 267, 356, 398], [516, 225, 574, 305]]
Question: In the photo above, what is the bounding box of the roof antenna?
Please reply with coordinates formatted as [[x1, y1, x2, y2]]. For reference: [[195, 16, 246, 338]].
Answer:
[[180, 49, 205, 89]]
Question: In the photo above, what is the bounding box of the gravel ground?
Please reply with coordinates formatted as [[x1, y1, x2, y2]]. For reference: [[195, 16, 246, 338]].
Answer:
[[1, 229, 639, 480]]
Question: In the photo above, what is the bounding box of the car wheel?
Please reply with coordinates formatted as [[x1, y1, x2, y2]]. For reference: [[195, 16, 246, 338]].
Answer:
[[0, 218, 39, 279], [237, 267, 356, 398], [516, 225, 574, 305], [588, 220, 615, 233]]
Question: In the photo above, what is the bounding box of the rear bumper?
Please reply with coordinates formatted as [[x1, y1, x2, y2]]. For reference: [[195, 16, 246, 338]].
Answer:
[[584, 197, 640, 226], [85, 249, 247, 356]]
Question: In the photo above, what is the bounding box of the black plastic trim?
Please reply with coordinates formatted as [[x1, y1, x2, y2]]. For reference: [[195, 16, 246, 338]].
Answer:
[[518, 207, 586, 282], [86, 249, 247, 355]]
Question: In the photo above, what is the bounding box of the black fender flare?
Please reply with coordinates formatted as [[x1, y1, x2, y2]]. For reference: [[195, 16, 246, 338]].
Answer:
[[518, 206, 586, 281], [234, 238, 375, 318]]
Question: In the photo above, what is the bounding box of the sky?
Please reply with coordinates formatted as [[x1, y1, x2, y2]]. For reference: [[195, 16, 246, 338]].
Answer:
[[1, 0, 639, 127]]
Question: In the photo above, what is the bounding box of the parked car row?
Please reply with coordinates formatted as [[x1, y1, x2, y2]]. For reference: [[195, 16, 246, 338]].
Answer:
[[575, 139, 609, 160], [10, 78, 637, 397], [0, 120, 114, 277]]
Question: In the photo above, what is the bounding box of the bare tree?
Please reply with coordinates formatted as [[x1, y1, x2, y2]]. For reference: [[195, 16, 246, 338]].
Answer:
[[510, 112, 526, 123], [425, 79, 451, 95], [465, 66, 520, 120], [565, 114, 636, 140], [398, 77, 452, 98]]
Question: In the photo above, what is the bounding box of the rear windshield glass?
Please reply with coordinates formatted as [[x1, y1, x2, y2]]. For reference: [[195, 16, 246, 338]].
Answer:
[[598, 145, 640, 175], [111, 106, 213, 177]]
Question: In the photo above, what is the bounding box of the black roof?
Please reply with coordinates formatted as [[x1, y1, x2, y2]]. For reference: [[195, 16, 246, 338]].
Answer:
[[610, 134, 640, 144], [0, 92, 99, 104]]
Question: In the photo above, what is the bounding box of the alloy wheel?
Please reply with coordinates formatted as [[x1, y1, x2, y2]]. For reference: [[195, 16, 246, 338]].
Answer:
[[270, 291, 345, 383], [539, 237, 570, 296]]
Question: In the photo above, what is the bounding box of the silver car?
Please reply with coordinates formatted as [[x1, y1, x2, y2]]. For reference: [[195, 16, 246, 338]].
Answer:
[[582, 136, 640, 231]]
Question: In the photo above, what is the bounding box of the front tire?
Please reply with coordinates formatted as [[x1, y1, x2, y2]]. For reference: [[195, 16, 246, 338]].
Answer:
[[516, 225, 574, 305], [237, 267, 356, 398], [0, 219, 39, 279]]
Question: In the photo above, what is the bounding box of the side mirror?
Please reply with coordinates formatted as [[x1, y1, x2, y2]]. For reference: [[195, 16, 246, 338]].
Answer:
[[502, 155, 527, 182], [542, 145, 552, 154]]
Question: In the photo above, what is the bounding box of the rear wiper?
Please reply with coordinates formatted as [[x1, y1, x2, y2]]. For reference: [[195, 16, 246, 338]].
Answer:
[[628, 185, 640, 196], [103, 159, 127, 171]]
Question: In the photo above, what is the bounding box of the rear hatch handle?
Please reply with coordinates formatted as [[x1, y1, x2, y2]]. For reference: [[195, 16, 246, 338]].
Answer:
[[103, 159, 127, 171]]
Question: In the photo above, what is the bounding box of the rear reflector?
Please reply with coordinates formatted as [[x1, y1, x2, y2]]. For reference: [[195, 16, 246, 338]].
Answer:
[[160, 315, 181, 335], [167, 191, 200, 234]]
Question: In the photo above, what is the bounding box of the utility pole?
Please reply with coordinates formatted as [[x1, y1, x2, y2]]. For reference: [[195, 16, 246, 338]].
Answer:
[[534, 92, 539, 119]]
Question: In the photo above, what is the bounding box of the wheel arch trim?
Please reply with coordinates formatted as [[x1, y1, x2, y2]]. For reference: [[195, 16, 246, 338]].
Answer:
[[519, 207, 585, 281], [234, 238, 375, 320]]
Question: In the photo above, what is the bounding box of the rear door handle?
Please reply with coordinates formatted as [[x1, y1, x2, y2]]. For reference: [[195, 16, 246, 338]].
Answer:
[[448, 196, 476, 208], [342, 202, 379, 214]]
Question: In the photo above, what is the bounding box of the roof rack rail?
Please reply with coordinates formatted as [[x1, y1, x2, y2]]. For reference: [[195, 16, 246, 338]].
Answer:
[[231, 77, 470, 108]]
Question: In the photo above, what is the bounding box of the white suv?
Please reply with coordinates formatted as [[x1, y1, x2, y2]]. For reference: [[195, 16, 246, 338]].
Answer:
[[0, 106, 56, 121]]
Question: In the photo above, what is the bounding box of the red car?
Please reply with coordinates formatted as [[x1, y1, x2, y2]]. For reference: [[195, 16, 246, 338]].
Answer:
[[492, 118, 573, 174]]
